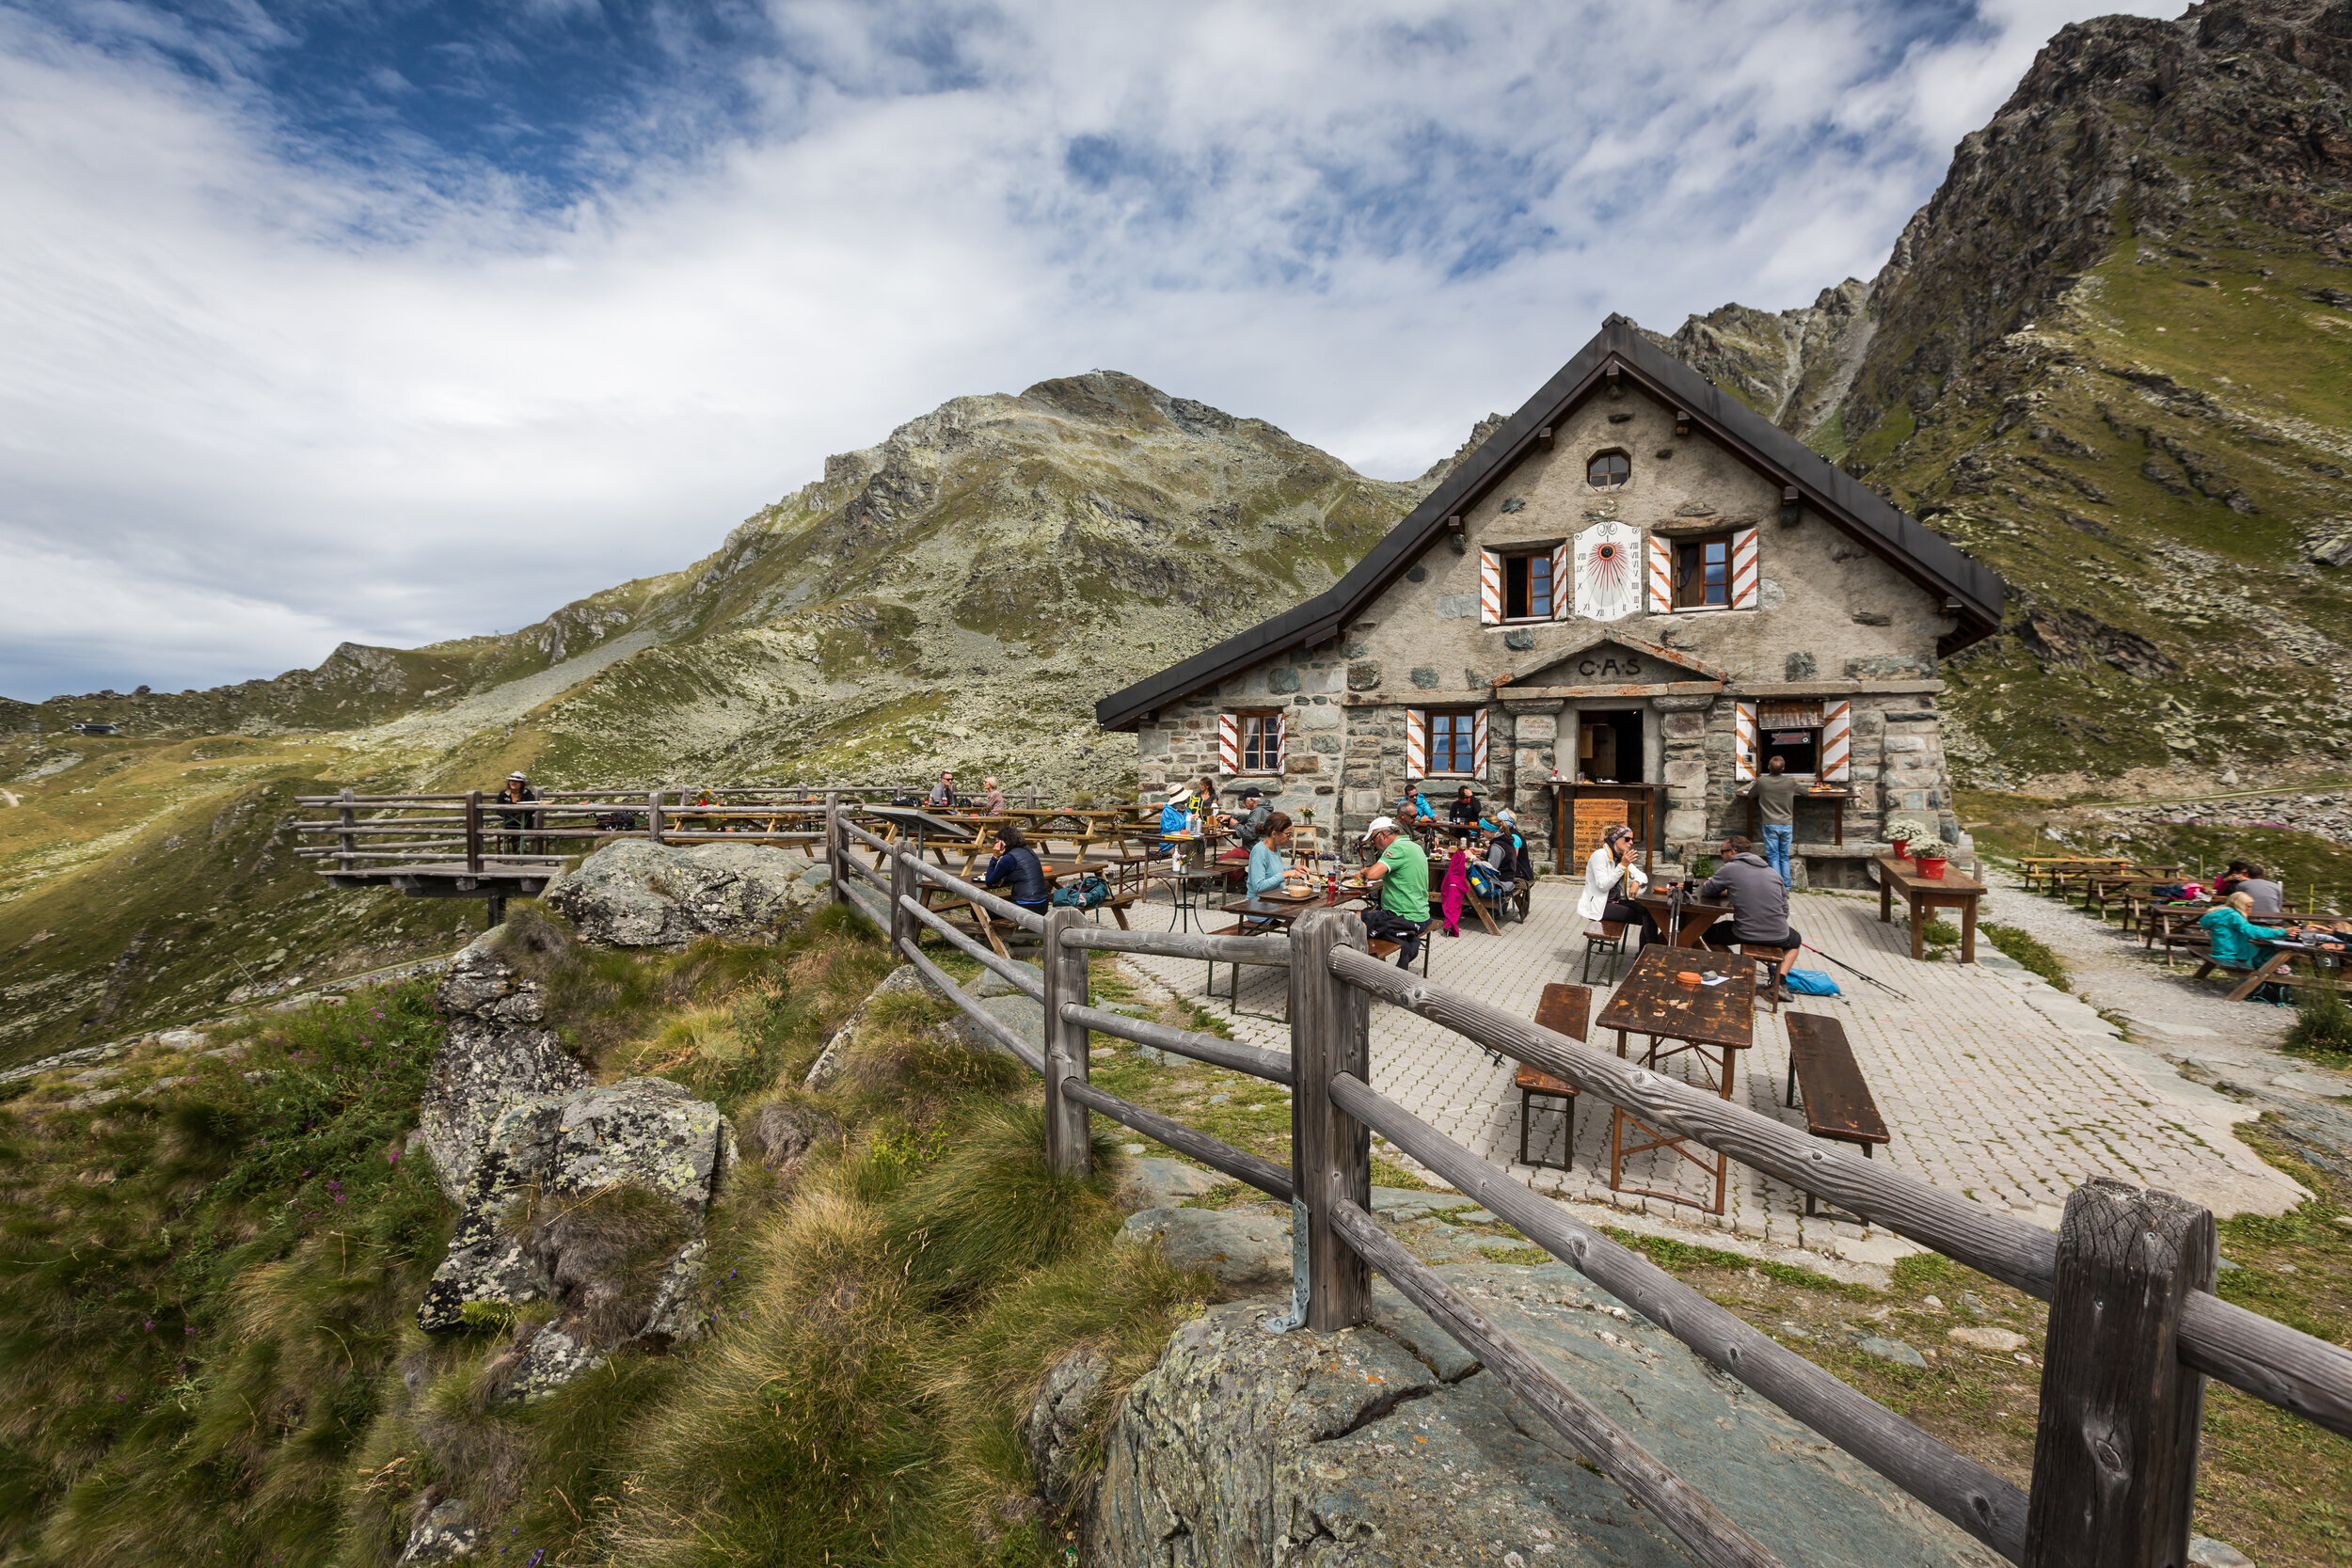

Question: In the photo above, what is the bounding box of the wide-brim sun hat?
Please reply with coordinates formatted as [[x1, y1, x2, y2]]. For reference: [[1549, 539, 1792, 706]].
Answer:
[[1167, 783, 1189, 800]]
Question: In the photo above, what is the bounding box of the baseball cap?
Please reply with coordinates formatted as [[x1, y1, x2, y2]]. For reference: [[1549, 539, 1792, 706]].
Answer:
[[506, 771, 528, 782], [1364, 816, 1398, 837], [1239, 784, 1265, 800]]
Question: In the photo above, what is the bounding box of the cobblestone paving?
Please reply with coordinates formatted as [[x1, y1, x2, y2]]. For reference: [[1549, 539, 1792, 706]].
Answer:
[[1107, 878, 2306, 1262]]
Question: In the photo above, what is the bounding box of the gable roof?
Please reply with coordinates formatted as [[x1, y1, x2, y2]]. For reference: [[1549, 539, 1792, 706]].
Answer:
[[1095, 315, 2008, 731]]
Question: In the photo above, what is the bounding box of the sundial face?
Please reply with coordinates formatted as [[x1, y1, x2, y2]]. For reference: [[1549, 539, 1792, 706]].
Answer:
[[1574, 519, 1640, 623]]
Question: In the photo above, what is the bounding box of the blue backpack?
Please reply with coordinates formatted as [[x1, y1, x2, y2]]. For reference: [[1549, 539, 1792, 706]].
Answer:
[[1052, 873, 1113, 911], [1783, 970, 1841, 997]]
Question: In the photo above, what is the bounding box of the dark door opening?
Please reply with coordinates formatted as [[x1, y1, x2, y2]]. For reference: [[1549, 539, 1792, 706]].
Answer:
[[1579, 710, 1644, 784]]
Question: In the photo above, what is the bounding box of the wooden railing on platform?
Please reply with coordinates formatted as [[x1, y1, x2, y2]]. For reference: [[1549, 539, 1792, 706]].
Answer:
[[834, 806, 2352, 1568]]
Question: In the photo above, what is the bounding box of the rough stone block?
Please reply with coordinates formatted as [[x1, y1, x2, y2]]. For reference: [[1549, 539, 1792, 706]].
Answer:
[[1502, 628, 1535, 650], [1295, 704, 1341, 731], [1347, 661, 1381, 691], [1516, 713, 1556, 742], [1267, 666, 1301, 694], [1661, 712, 1706, 739], [1410, 667, 1440, 689], [1784, 651, 1819, 680], [1137, 730, 1168, 756], [1883, 736, 1925, 753]]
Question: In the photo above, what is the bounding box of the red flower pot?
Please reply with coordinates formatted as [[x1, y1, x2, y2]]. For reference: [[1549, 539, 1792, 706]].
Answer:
[[1915, 855, 1948, 879], [1890, 837, 1913, 860]]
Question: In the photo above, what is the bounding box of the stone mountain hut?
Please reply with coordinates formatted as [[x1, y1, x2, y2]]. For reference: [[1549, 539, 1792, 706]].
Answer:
[[1095, 316, 2009, 886]]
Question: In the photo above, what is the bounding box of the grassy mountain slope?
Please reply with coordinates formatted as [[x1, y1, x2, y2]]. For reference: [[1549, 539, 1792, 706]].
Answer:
[[1666, 0, 2352, 786]]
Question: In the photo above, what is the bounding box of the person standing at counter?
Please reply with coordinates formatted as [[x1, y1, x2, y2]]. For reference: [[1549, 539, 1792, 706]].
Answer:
[[1738, 756, 1800, 887]]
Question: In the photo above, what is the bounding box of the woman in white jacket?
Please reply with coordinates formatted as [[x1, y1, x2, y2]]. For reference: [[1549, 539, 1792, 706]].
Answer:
[[1577, 824, 1658, 946]]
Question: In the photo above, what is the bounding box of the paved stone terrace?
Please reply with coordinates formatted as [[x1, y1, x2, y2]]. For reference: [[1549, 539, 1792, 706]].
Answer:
[[1106, 877, 2305, 1263]]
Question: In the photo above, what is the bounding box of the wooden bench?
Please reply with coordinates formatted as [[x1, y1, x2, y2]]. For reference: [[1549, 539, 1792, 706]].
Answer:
[[1783, 1014, 1889, 1218], [1517, 982, 1590, 1171]]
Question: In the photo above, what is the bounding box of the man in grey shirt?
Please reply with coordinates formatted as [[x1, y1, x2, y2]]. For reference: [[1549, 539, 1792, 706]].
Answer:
[[1695, 835, 1803, 993], [2238, 864, 2285, 915], [1738, 756, 1801, 887]]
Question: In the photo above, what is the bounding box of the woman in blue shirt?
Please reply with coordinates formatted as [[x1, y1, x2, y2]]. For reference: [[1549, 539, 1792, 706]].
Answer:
[[1246, 812, 1294, 898], [1158, 782, 1193, 836], [982, 824, 1050, 921], [2199, 891, 2268, 970]]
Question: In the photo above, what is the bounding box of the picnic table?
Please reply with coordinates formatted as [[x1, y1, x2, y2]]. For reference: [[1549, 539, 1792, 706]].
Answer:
[[2197, 933, 2349, 1002], [2082, 868, 2181, 918], [2019, 856, 2127, 895], [1632, 887, 1739, 948], [1594, 944, 1756, 1215], [1877, 855, 1984, 963]]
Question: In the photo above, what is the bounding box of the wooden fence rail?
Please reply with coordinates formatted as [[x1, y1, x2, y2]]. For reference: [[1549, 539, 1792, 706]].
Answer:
[[829, 811, 2352, 1568]]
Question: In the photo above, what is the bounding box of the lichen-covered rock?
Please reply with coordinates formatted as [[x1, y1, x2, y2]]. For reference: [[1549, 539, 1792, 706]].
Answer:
[[542, 838, 818, 948], [421, 930, 589, 1200], [395, 1497, 477, 1564], [1089, 1264, 2002, 1566], [1025, 1347, 1109, 1513], [418, 1077, 729, 1401], [1116, 1206, 1291, 1292], [1112, 1156, 1224, 1213]]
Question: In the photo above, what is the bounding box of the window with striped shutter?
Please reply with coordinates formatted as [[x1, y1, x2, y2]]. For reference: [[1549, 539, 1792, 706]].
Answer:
[[1224, 710, 1282, 774], [1406, 708, 1428, 776], [1730, 525, 1760, 610], [1479, 549, 1502, 626], [1646, 534, 1673, 613], [1734, 702, 1758, 782], [1550, 543, 1570, 620], [1820, 701, 1851, 782]]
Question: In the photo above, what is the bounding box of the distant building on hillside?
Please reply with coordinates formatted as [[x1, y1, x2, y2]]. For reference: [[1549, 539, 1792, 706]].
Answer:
[[1095, 316, 2008, 885], [68, 722, 119, 736]]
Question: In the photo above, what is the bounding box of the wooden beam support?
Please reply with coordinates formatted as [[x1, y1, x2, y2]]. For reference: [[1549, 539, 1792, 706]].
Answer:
[[1289, 908, 1369, 1332], [1042, 907, 1091, 1178]]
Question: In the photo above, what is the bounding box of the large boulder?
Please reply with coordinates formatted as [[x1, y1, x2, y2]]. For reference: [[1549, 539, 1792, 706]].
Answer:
[[421, 930, 589, 1200], [418, 1076, 730, 1401], [543, 838, 819, 948], [1089, 1263, 2002, 1566]]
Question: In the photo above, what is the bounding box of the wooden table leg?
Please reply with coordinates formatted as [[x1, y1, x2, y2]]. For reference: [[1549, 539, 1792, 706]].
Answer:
[[1608, 1027, 1629, 1195], [1910, 891, 1925, 961], [1962, 895, 1978, 964], [2225, 950, 2295, 1002], [1833, 800, 1844, 847], [1880, 868, 1892, 924]]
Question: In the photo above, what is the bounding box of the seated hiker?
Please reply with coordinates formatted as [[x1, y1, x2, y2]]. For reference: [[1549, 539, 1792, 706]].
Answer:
[[981, 823, 1050, 922], [1359, 816, 1432, 968], [1158, 782, 1193, 837], [1696, 835, 1802, 991], [2201, 890, 2295, 1002], [980, 775, 1007, 815], [2213, 861, 2253, 901], [2237, 863, 2285, 915], [1246, 812, 1294, 899], [1229, 784, 1274, 853], [1477, 826, 1518, 915], [925, 770, 957, 809], [1448, 784, 1483, 825], [1577, 823, 1657, 945], [1395, 780, 1434, 826]]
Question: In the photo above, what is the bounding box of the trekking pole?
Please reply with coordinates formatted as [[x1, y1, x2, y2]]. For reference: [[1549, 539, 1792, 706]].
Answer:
[[1799, 942, 1913, 1002]]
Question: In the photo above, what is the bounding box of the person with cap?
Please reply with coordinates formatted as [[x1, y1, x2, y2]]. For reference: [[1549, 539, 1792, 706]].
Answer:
[[495, 770, 540, 857], [1231, 784, 1274, 847], [1478, 812, 1523, 921], [1359, 816, 1431, 968], [1578, 822, 1656, 945]]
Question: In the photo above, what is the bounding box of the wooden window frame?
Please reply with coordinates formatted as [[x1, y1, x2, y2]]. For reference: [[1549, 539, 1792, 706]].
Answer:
[[1585, 449, 1631, 490], [1499, 547, 1557, 622], [1425, 707, 1480, 777], [1235, 707, 1282, 774], [1672, 531, 1735, 610]]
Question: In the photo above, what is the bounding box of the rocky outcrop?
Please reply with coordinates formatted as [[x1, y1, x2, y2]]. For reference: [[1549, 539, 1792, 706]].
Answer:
[[421, 930, 589, 1200], [418, 1076, 729, 1398], [542, 839, 820, 948], [801, 964, 931, 1088], [1089, 1266, 2002, 1566]]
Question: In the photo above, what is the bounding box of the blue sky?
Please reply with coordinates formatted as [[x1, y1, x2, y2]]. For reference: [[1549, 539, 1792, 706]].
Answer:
[[0, 0, 2175, 702]]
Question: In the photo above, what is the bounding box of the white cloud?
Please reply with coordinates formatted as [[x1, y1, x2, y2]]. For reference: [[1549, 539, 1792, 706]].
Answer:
[[0, 0, 2181, 699]]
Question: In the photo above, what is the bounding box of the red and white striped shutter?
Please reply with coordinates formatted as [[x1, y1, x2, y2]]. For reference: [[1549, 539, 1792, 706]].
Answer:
[[1735, 702, 1758, 782], [1646, 534, 1674, 613], [1217, 712, 1239, 774], [1479, 549, 1502, 625], [1274, 708, 1288, 772], [1550, 543, 1570, 620], [1406, 709, 1428, 776], [1731, 525, 1760, 610], [1472, 709, 1489, 779], [1820, 701, 1851, 781]]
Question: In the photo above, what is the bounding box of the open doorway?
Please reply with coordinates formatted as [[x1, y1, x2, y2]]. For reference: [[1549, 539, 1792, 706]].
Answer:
[[1578, 709, 1644, 784]]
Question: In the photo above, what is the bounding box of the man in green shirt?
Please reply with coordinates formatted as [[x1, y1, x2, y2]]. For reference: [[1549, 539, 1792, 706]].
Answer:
[[1359, 816, 1430, 968], [1737, 756, 1801, 887]]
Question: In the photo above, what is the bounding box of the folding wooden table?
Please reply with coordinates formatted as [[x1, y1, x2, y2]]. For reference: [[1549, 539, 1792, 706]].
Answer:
[[1594, 945, 1756, 1215]]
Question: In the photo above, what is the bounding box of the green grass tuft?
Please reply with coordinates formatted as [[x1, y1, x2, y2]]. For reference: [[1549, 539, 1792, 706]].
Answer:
[[1981, 923, 2070, 990]]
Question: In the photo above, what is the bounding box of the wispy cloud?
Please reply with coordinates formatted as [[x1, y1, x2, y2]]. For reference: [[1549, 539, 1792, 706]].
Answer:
[[0, 0, 2179, 700]]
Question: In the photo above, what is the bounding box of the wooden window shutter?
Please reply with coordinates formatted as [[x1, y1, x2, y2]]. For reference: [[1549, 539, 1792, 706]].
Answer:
[[1731, 525, 1760, 610], [1275, 708, 1288, 772], [1646, 534, 1673, 613], [1406, 709, 1428, 777], [1472, 709, 1489, 780], [1479, 548, 1502, 626], [1820, 701, 1851, 782], [1217, 712, 1239, 774], [1734, 702, 1758, 782], [1550, 542, 1570, 621]]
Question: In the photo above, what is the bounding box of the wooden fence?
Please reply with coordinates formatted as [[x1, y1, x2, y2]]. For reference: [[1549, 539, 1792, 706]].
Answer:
[[831, 808, 2352, 1568]]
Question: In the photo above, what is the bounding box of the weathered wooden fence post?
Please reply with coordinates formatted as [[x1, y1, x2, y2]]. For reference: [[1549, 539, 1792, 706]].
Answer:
[[2024, 1177, 2215, 1568], [336, 787, 357, 875], [1290, 907, 1371, 1330], [889, 841, 917, 953], [1041, 906, 1091, 1176], [647, 789, 665, 845], [825, 793, 847, 911], [464, 790, 483, 876]]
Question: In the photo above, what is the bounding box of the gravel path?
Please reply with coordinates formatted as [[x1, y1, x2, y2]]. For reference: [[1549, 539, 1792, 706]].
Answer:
[[1975, 870, 2349, 1100]]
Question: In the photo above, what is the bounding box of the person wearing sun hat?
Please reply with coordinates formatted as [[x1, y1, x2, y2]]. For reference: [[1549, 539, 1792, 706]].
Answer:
[[495, 770, 540, 856], [1158, 781, 1193, 837]]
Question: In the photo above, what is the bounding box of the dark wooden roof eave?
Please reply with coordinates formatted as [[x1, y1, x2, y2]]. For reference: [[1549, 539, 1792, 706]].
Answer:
[[1095, 317, 2006, 731]]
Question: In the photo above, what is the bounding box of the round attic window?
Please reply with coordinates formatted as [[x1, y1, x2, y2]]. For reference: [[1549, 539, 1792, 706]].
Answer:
[[1586, 451, 1630, 489]]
